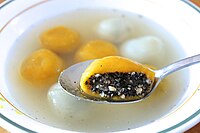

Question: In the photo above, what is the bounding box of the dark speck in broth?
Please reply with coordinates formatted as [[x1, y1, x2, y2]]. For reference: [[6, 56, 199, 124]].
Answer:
[[138, 14, 143, 18]]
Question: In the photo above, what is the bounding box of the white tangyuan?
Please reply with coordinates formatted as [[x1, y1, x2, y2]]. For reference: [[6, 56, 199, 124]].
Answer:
[[120, 36, 165, 66], [96, 18, 134, 44], [47, 83, 91, 117]]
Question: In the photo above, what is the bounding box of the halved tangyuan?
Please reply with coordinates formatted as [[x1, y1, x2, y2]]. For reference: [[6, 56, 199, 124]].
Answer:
[[80, 56, 155, 101]]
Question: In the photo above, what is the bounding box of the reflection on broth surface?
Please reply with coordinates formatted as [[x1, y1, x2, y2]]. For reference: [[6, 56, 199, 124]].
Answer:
[[6, 9, 188, 132]]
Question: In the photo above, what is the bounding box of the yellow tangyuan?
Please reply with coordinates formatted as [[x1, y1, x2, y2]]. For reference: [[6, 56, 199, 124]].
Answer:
[[74, 40, 118, 62], [40, 26, 81, 54], [21, 49, 65, 85], [80, 56, 155, 99]]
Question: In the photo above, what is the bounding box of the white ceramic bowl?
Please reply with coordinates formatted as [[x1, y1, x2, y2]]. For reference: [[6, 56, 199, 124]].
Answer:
[[0, 0, 200, 132]]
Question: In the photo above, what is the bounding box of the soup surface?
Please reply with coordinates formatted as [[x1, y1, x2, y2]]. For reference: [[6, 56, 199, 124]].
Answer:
[[6, 9, 188, 132]]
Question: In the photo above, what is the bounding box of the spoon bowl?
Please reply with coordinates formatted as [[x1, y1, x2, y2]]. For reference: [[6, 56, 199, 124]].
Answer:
[[59, 54, 200, 104]]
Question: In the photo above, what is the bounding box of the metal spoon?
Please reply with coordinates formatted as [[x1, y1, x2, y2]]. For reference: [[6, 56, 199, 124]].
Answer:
[[58, 54, 200, 104]]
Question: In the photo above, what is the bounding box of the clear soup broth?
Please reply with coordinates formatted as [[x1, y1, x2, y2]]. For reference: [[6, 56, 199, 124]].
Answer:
[[6, 9, 188, 132]]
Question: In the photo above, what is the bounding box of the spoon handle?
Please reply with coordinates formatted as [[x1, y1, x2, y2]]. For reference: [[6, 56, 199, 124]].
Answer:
[[155, 54, 200, 79]]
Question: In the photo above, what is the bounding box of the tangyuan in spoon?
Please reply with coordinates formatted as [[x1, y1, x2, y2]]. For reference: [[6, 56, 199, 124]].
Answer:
[[59, 55, 200, 104]]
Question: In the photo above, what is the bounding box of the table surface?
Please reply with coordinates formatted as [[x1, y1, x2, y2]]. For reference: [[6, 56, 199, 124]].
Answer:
[[0, 0, 200, 132]]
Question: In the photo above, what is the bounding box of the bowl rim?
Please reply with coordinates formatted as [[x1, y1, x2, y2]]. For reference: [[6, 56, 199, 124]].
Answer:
[[0, 0, 200, 132]]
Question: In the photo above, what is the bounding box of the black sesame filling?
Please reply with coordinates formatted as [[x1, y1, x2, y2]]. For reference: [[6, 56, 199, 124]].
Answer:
[[85, 72, 152, 99]]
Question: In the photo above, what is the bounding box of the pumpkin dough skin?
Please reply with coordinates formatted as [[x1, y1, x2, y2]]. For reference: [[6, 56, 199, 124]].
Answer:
[[74, 40, 118, 62], [40, 26, 81, 54], [80, 56, 155, 97], [21, 49, 65, 85]]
